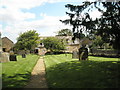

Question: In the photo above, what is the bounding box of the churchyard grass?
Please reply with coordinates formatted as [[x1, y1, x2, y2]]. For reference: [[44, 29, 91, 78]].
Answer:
[[2, 54, 39, 88], [44, 54, 120, 88]]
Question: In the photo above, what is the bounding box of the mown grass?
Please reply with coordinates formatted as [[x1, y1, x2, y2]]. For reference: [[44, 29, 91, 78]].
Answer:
[[2, 54, 39, 88], [44, 54, 120, 88]]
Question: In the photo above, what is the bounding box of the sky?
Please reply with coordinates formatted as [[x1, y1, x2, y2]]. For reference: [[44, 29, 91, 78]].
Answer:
[[0, 0, 102, 43]]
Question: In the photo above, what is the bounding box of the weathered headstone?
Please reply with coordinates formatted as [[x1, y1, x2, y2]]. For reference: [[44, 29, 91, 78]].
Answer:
[[72, 38, 90, 60], [9, 51, 17, 61], [72, 51, 79, 59], [80, 47, 88, 60], [21, 50, 26, 58], [22, 54, 26, 58]]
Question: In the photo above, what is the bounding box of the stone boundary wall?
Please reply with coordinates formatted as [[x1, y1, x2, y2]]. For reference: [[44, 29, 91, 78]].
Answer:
[[90, 49, 120, 58], [16, 50, 30, 55], [91, 49, 119, 55]]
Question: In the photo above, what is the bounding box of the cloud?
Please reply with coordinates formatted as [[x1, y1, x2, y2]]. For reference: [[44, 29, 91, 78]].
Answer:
[[1, 0, 48, 10], [0, 0, 74, 43], [1, 14, 72, 43], [1, 0, 79, 10], [0, 0, 102, 43], [0, 7, 36, 24]]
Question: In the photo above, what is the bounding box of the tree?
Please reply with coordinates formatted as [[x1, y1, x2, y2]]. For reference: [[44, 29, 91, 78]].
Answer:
[[41, 37, 66, 52], [94, 2, 120, 50], [90, 36, 104, 49], [14, 30, 40, 51], [56, 29, 72, 36], [60, 1, 120, 50], [60, 2, 93, 41], [60, 2, 93, 60]]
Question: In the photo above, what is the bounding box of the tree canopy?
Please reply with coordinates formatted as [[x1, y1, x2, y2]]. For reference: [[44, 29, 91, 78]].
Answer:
[[14, 30, 40, 51], [56, 29, 72, 36], [60, 1, 120, 50], [41, 37, 66, 52]]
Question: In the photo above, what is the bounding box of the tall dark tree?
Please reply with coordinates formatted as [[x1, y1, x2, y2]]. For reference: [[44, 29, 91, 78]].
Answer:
[[60, 1, 120, 50], [95, 2, 120, 50], [60, 2, 95, 60], [60, 2, 94, 41]]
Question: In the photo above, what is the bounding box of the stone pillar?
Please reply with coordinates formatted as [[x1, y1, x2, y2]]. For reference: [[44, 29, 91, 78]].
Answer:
[[0, 32, 3, 62]]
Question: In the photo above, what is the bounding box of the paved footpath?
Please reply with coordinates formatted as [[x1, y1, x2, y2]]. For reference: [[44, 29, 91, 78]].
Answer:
[[24, 56, 48, 88]]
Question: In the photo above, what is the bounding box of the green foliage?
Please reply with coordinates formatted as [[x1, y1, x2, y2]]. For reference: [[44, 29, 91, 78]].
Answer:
[[44, 54, 119, 88], [14, 30, 40, 50], [91, 36, 104, 48], [61, 2, 120, 50], [94, 2, 120, 50], [41, 37, 66, 52], [60, 2, 93, 40], [2, 54, 39, 88], [56, 29, 72, 36]]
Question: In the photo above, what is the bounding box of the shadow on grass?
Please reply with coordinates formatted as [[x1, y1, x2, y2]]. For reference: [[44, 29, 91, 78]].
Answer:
[[46, 60, 120, 88], [2, 71, 31, 88]]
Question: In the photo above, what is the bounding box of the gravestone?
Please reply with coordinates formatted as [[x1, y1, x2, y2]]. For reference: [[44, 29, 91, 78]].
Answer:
[[21, 50, 26, 58], [9, 51, 17, 61], [72, 38, 91, 60], [72, 51, 79, 59], [22, 54, 26, 58], [79, 47, 88, 60], [0, 32, 10, 63]]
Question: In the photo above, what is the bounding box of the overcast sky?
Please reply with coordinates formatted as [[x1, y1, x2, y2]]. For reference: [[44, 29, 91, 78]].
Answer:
[[0, 0, 102, 43]]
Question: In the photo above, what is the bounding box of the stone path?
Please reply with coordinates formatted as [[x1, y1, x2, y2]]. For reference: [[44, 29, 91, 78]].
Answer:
[[24, 56, 48, 88]]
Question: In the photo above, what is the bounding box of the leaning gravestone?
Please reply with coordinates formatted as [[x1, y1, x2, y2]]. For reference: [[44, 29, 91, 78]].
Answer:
[[0, 32, 10, 63]]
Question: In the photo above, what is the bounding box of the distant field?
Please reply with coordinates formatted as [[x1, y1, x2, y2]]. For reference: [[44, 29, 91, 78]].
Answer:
[[2, 54, 39, 88], [44, 54, 120, 88]]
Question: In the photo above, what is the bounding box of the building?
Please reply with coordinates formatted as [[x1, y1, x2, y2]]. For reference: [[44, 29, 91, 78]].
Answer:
[[55, 36, 80, 52], [2, 37, 14, 52], [35, 43, 47, 55], [35, 36, 80, 55]]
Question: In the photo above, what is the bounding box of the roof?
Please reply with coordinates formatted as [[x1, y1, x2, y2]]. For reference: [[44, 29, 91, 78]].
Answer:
[[2, 37, 14, 44]]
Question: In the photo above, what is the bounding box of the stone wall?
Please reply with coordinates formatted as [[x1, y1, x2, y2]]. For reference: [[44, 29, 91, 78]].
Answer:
[[91, 49, 119, 55], [16, 50, 30, 55], [66, 44, 80, 53]]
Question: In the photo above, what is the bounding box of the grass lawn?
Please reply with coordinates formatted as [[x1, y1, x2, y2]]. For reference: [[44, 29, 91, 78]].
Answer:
[[44, 54, 120, 88], [2, 54, 39, 88]]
